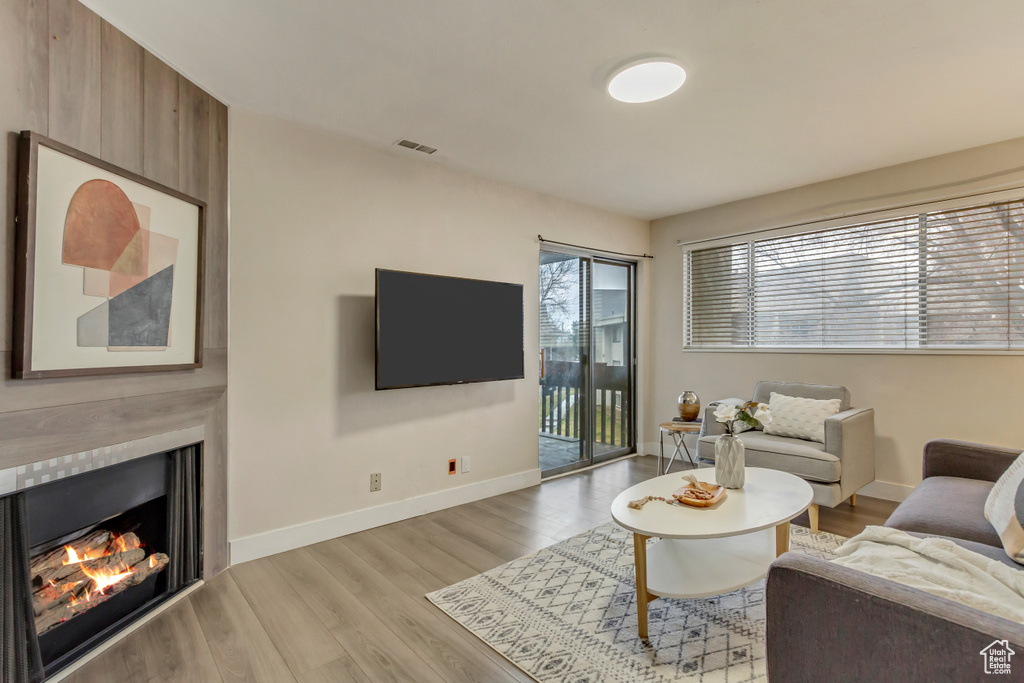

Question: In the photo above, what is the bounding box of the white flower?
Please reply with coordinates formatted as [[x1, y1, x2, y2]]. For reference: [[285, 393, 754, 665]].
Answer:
[[752, 404, 772, 427], [714, 404, 739, 423]]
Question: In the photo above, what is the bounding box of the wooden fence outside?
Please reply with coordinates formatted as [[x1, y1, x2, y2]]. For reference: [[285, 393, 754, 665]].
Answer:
[[539, 359, 631, 448]]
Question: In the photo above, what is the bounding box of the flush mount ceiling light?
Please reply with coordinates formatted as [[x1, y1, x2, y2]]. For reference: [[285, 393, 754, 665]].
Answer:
[[607, 58, 686, 103]]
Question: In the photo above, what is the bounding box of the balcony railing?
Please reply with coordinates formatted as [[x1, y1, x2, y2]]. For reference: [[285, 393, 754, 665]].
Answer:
[[539, 359, 630, 448]]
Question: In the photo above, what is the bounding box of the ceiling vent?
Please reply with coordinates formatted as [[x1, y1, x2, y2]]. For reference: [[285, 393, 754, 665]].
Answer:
[[395, 139, 437, 155]]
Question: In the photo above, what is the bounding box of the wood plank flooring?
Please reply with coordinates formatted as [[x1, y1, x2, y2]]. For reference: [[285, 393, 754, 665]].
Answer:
[[68, 456, 897, 682]]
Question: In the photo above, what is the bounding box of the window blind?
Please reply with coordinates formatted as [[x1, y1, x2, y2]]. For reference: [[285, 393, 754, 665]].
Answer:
[[685, 199, 1024, 350]]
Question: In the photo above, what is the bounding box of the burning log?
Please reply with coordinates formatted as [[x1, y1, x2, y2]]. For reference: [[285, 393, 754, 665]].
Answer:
[[31, 532, 142, 581], [30, 530, 112, 583], [34, 552, 169, 635], [31, 547, 145, 613], [32, 578, 88, 616], [35, 594, 114, 635], [36, 546, 145, 585]]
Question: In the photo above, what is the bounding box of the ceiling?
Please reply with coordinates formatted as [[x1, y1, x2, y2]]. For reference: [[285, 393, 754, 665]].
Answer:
[[83, 0, 1024, 220]]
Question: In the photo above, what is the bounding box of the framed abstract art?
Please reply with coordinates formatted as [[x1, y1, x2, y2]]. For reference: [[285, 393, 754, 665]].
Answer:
[[12, 131, 205, 379]]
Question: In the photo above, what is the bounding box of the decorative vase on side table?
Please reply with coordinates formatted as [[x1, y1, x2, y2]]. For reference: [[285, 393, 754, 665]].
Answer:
[[677, 391, 700, 421], [715, 435, 745, 489]]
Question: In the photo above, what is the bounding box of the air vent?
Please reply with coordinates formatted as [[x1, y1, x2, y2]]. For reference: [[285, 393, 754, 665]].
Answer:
[[395, 139, 437, 155]]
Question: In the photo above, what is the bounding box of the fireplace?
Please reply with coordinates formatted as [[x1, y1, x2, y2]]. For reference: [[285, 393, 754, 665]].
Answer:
[[0, 444, 202, 682]]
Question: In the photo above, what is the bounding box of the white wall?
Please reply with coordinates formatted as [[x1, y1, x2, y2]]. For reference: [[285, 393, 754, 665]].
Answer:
[[649, 136, 1024, 501], [228, 110, 649, 562]]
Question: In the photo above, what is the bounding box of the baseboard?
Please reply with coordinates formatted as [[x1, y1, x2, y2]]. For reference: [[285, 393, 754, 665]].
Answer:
[[858, 480, 915, 503], [229, 468, 542, 565]]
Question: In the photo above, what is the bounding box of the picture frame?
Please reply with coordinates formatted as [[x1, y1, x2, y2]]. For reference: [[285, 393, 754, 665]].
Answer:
[[12, 131, 205, 379]]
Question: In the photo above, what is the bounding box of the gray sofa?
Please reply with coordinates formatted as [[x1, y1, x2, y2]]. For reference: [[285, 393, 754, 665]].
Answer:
[[766, 439, 1024, 682], [698, 381, 875, 532]]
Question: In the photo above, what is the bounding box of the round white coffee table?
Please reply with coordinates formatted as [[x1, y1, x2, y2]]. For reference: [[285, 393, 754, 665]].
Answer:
[[610, 466, 813, 639]]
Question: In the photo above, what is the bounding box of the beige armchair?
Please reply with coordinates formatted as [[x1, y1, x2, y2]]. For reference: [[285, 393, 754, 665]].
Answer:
[[696, 381, 874, 533]]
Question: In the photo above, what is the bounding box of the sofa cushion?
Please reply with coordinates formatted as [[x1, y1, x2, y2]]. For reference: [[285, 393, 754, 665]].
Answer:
[[697, 432, 841, 483], [885, 476, 1002, 548]]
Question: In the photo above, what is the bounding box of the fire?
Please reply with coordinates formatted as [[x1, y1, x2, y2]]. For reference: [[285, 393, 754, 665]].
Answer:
[[63, 546, 84, 564], [60, 533, 141, 602], [112, 533, 140, 554], [81, 563, 133, 595], [63, 544, 101, 565], [33, 529, 168, 636], [63, 533, 139, 566]]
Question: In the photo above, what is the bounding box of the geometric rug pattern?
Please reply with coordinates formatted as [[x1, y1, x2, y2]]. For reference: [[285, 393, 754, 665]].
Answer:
[[427, 521, 846, 683]]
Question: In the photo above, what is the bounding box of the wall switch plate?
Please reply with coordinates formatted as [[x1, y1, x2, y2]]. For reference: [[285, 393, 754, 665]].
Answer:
[[461, 456, 471, 473], [448, 459, 456, 475], [370, 472, 381, 492]]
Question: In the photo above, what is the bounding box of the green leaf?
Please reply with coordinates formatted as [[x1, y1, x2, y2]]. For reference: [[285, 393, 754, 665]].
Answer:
[[737, 413, 759, 428]]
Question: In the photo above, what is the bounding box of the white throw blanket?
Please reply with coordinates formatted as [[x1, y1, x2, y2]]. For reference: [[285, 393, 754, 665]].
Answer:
[[832, 526, 1024, 623]]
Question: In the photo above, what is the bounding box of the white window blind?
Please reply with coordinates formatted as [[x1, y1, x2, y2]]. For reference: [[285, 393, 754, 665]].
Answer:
[[685, 200, 1024, 350]]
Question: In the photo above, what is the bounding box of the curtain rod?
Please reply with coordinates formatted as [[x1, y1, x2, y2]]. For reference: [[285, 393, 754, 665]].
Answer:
[[676, 182, 1024, 248], [538, 235, 653, 259]]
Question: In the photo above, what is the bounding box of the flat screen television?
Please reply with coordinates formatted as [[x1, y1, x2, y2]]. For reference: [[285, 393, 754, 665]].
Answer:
[[375, 269, 525, 390]]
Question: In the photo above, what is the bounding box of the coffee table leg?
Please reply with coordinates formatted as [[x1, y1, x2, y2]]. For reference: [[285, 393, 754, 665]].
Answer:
[[658, 433, 664, 475], [775, 521, 790, 556], [633, 533, 651, 639]]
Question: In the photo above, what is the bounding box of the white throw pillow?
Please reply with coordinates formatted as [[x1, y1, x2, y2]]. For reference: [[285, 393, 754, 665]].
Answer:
[[984, 452, 1024, 565], [762, 392, 841, 443]]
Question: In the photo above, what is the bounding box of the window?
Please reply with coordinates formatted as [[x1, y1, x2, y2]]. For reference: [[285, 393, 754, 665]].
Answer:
[[685, 200, 1024, 350]]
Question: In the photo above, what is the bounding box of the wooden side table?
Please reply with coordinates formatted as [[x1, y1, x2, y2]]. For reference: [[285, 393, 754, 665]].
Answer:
[[658, 421, 702, 474]]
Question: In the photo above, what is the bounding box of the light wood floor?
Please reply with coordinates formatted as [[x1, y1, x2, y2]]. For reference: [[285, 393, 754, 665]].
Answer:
[[68, 456, 897, 683]]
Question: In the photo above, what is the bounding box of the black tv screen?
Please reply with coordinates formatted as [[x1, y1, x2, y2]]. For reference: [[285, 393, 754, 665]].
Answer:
[[375, 269, 525, 390]]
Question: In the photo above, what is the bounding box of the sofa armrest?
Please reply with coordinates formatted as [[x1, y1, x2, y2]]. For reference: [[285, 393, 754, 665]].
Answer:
[[923, 439, 1020, 482], [766, 553, 1024, 682], [823, 407, 873, 458], [824, 408, 874, 497]]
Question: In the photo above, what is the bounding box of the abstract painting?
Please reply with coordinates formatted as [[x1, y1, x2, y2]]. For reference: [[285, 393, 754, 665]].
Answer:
[[13, 132, 204, 379]]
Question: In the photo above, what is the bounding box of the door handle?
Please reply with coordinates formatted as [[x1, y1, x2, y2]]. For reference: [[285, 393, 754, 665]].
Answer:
[[540, 349, 545, 380]]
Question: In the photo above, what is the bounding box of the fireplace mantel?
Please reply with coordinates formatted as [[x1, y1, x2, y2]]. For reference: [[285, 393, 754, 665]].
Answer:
[[0, 427, 205, 496]]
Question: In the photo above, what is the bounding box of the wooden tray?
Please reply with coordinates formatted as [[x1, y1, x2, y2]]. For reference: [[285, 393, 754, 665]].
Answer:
[[670, 481, 725, 508]]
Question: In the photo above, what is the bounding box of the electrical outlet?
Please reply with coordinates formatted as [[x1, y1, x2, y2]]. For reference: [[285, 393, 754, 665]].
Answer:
[[461, 456, 471, 473], [370, 472, 381, 492], [448, 459, 456, 475]]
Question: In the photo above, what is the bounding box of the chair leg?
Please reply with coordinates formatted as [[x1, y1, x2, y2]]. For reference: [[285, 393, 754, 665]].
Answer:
[[849, 493, 857, 507], [807, 503, 819, 534]]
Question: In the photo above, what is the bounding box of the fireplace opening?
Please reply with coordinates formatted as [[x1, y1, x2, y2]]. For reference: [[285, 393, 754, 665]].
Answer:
[[0, 444, 202, 682], [29, 497, 171, 663]]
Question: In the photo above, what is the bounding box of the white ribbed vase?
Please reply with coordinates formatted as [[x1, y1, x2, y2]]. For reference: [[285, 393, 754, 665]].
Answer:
[[715, 435, 745, 489]]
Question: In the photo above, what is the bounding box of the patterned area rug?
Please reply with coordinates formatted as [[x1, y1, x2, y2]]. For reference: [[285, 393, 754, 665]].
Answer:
[[427, 522, 846, 683]]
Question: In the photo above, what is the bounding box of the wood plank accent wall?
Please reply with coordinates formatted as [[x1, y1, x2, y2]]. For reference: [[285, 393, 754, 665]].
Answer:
[[0, 0, 229, 575]]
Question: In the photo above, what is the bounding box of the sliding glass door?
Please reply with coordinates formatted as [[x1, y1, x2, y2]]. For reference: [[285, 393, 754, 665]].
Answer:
[[538, 252, 635, 476]]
